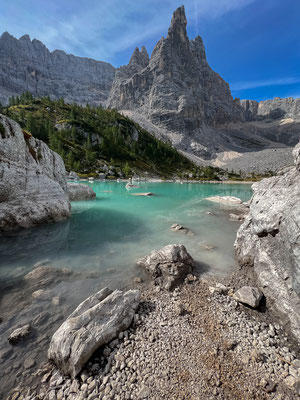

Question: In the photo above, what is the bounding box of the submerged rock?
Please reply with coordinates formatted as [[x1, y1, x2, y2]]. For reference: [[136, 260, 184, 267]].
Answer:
[[205, 196, 243, 205], [48, 287, 140, 378], [170, 223, 194, 235], [137, 244, 194, 290], [8, 324, 31, 345], [233, 286, 263, 308], [0, 114, 70, 231], [67, 182, 96, 201], [235, 143, 300, 341]]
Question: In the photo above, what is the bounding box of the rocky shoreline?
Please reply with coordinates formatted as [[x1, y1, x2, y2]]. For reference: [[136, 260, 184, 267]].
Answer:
[[8, 268, 300, 400]]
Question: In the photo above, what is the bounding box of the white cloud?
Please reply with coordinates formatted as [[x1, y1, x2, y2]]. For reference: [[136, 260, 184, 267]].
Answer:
[[0, 0, 256, 64], [231, 77, 300, 91]]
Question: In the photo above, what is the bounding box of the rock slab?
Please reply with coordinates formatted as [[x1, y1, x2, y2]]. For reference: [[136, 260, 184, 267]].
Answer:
[[137, 244, 194, 290], [48, 288, 140, 378], [0, 114, 70, 231], [235, 143, 300, 341]]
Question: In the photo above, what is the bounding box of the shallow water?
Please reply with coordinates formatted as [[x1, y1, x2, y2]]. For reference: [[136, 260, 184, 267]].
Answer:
[[0, 181, 252, 397]]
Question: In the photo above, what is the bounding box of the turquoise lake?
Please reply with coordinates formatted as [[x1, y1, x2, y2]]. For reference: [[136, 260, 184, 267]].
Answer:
[[0, 181, 253, 396], [0, 181, 252, 284]]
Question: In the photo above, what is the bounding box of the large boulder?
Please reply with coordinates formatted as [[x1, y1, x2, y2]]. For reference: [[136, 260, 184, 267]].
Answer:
[[48, 288, 140, 378], [0, 114, 70, 231], [67, 182, 96, 201], [137, 244, 194, 290], [235, 143, 300, 341]]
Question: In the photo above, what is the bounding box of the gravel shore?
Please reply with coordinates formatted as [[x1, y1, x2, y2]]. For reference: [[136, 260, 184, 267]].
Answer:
[[11, 271, 300, 400]]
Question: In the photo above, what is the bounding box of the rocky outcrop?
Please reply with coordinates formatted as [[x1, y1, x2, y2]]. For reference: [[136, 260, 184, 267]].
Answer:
[[137, 244, 194, 290], [235, 143, 300, 341], [67, 182, 96, 201], [0, 114, 71, 231], [240, 97, 300, 121], [48, 288, 140, 378], [108, 6, 244, 158], [0, 32, 115, 106]]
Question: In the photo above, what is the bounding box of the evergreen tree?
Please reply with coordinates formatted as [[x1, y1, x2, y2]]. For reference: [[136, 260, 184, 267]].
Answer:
[[124, 162, 131, 177]]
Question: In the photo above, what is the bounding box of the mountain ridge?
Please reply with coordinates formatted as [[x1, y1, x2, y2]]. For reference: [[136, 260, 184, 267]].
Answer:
[[1, 7, 299, 166]]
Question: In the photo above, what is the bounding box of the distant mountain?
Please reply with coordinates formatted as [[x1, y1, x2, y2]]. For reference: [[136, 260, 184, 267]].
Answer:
[[108, 6, 300, 160], [1, 7, 299, 166], [0, 32, 115, 106]]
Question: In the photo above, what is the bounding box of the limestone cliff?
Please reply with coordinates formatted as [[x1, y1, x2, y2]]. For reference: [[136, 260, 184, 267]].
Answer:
[[235, 143, 300, 341], [0, 32, 115, 106], [108, 6, 244, 157], [0, 114, 71, 231], [108, 6, 300, 160]]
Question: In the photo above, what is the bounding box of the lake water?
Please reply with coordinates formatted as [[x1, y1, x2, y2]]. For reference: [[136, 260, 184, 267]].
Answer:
[[0, 181, 252, 397]]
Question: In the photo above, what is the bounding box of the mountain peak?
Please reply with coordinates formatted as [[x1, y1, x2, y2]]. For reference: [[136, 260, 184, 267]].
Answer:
[[19, 34, 31, 41], [168, 5, 187, 36], [128, 46, 149, 69]]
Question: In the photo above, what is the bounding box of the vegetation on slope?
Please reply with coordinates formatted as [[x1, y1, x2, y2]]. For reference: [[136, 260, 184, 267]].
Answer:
[[0, 93, 238, 180]]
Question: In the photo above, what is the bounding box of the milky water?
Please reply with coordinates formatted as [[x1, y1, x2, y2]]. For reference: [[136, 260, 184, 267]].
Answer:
[[0, 181, 252, 397]]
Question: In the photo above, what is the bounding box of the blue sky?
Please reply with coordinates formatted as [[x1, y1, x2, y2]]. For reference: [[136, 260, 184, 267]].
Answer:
[[1, 0, 299, 101]]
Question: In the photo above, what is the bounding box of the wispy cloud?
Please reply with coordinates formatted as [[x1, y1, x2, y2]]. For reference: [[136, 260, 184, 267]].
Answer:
[[0, 0, 256, 64], [231, 77, 300, 91]]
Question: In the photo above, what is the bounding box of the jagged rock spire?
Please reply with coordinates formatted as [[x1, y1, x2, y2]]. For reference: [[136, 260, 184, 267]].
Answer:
[[128, 46, 149, 69], [140, 46, 149, 63], [168, 5, 188, 39]]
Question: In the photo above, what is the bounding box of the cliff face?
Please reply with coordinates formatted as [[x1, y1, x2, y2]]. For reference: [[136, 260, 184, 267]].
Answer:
[[240, 97, 300, 121], [108, 6, 243, 156], [235, 143, 300, 341], [108, 6, 300, 159], [0, 32, 116, 106], [0, 114, 71, 231]]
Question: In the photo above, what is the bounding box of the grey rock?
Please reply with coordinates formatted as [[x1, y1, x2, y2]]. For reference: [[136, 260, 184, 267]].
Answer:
[[235, 143, 300, 341], [108, 6, 300, 161], [137, 244, 194, 290], [0, 32, 115, 106], [8, 324, 31, 345], [48, 287, 140, 378], [67, 183, 96, 201], [69, 171, 79, 180], [0, 114, 70, 231], [170, 223, 193, 235], [233, 286, 263, 308]]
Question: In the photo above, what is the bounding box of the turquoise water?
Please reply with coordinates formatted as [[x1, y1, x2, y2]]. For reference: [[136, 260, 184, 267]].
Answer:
[[0, 181, 252, 283], [0, 181, 252, 396]]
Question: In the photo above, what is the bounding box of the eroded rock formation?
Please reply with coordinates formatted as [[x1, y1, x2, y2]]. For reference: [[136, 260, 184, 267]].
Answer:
[[108, 6, 300, 160], [0, 114, 71, 231], [235, 143, 300, 341]]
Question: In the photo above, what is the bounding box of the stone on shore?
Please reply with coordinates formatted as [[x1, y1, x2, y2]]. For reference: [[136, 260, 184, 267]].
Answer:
[[48, 287, 140, 378], [0, 114, 70, 231], [233, 286, 263, 308], [67, 182, 96, 201], [137, 244, 195, 290], [8, 324, 31, 345]]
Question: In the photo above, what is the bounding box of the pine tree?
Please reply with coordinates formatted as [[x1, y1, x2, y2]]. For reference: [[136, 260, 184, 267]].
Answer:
[[124, 162, 131, 177]]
